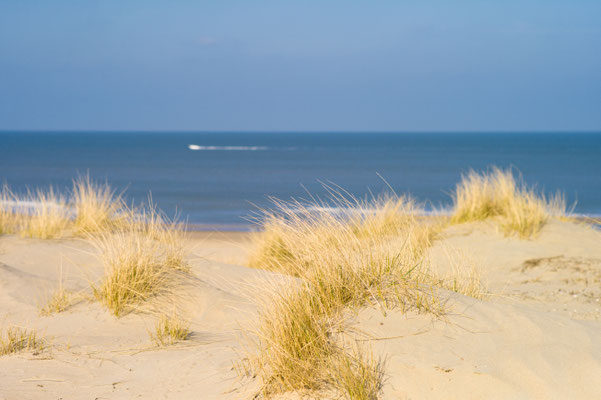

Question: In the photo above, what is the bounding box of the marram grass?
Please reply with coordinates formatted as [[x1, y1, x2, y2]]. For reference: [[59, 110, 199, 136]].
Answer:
[[150, 314, 191, 346], [39, 286, 73, 316], [0, 176, 126, 238], [0, 327, 46, 356], [18, 187, 70, 239], [72, 174, 126, 235], [0, 185, 18, 235], [89, 206, 190, 317], [246, 193, 444, 399], [451, 167, 566, 238]]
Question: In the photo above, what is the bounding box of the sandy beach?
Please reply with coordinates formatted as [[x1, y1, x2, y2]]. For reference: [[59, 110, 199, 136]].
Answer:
[[1, 217, 600, 399], [3, 1, 601, 398]]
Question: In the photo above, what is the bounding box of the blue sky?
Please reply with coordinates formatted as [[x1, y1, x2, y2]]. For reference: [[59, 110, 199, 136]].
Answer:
[[1, 1, 600, 131]]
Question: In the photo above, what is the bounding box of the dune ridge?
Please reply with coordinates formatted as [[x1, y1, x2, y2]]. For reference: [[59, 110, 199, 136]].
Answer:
[[1, 170, 601, 399]]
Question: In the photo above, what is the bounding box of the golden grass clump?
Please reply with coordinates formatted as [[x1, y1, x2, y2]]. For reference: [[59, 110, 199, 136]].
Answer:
[[0, 177, 127, 239], [72, 174, 125, 234], [329, 349, 384, 400], [18, 187, 70, 239], [253, 280, 388, 398], [254, 285, 340, 393], [249, 194, 439, 276], [150, 314, 191, 346], [0, 185, 18, 235], [451, 167, 566, 238], [89, 206, 190, 317], [247, 193, 442, 398], [0, 327, 45, 356]]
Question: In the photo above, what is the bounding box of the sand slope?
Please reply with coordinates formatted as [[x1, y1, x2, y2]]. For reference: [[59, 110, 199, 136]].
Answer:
[[1, 221, 601, 399]]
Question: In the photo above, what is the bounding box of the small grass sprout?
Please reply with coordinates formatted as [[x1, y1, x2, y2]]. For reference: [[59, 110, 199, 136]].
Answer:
[[39, 285, 73, 316], [0, 327, 46, 356], [150, 314, 191, 346]]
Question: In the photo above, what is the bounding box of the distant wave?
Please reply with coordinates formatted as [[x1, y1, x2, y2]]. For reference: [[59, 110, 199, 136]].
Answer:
[[1, 200, 64, 209], [0, 200, 71, 216], [188, 144, 268, 151], [304, 206, 449, 216]]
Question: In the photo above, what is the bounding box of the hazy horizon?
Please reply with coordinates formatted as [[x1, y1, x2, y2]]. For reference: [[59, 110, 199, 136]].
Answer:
[[3, 129, 601, 134]]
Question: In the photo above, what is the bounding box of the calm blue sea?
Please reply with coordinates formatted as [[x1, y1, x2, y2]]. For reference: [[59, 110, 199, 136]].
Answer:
[[1, 132, 600, 230]]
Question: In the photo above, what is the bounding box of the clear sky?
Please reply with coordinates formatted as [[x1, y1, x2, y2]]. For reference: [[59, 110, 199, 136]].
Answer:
[[1, 1, 600, 132]]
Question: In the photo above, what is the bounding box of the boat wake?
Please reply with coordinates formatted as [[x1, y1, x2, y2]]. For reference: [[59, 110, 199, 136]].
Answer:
[[188, 144, 268, 151]]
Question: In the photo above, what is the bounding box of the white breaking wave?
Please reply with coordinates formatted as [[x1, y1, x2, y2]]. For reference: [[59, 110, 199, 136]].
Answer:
[[1, 200, 64, 209], [0, 200, 72, 216], [188, 144, 268, 151]]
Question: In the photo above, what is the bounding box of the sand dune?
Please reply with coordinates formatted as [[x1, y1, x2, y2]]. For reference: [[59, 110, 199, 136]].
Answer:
[[1, 221, 601, 399]]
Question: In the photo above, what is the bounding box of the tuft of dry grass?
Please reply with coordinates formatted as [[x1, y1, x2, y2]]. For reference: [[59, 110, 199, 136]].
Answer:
[[72, 174, 125, 235], [246, 193, 443, 398], [15, 187, 70, 239], [249, 194, 439, 276], [329, 348, 384, 400], [150, 314, 191, 346], [0, 327, 45, 356], [1, 177, 128, 239], [89, 206, 190, 317], [451, 167, 566, 238], [39, 285, 73, 316], [0, 185, 18, 235]]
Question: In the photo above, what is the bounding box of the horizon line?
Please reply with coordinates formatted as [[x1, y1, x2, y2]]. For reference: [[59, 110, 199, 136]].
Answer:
[[2, 129, 601, 134]]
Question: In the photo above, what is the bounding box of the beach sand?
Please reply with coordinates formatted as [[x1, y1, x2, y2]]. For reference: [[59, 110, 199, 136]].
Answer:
[[1, 220, 601, 399]]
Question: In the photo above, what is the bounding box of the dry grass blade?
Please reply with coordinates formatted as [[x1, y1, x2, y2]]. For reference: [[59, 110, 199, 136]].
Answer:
[[428, 247, 487, 300], [0, 327, 46, 356]]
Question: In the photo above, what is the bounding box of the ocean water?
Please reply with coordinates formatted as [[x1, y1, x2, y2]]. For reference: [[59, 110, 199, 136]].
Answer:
[[1, 131, 600, 230]]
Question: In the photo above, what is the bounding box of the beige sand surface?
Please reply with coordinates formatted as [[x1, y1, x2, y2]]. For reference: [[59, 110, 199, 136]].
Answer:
[[1, 221, 601, 399]]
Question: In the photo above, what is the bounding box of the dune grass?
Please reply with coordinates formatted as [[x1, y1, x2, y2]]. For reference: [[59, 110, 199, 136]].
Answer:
[[428, 247, 487, 300], [72, 174, 125, 235], [1, 179, 191, 318], [17, 188, 70, 239], [249, 194, 439, 275], [39, 284, 73, 316], [89, 206, 190, 317], [150, 314, 191, 346], [0, 176, 126, 238], [0, 327, 45, 356], [247, 194, 442, 398], [329, 349, 384, 400], [0, 184, 70, 238], [451, 167, 566, 238], [0, 185, 17, 235]]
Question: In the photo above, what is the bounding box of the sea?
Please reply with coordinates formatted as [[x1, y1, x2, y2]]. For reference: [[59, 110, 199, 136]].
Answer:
[[1, 131, 600, 230]]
